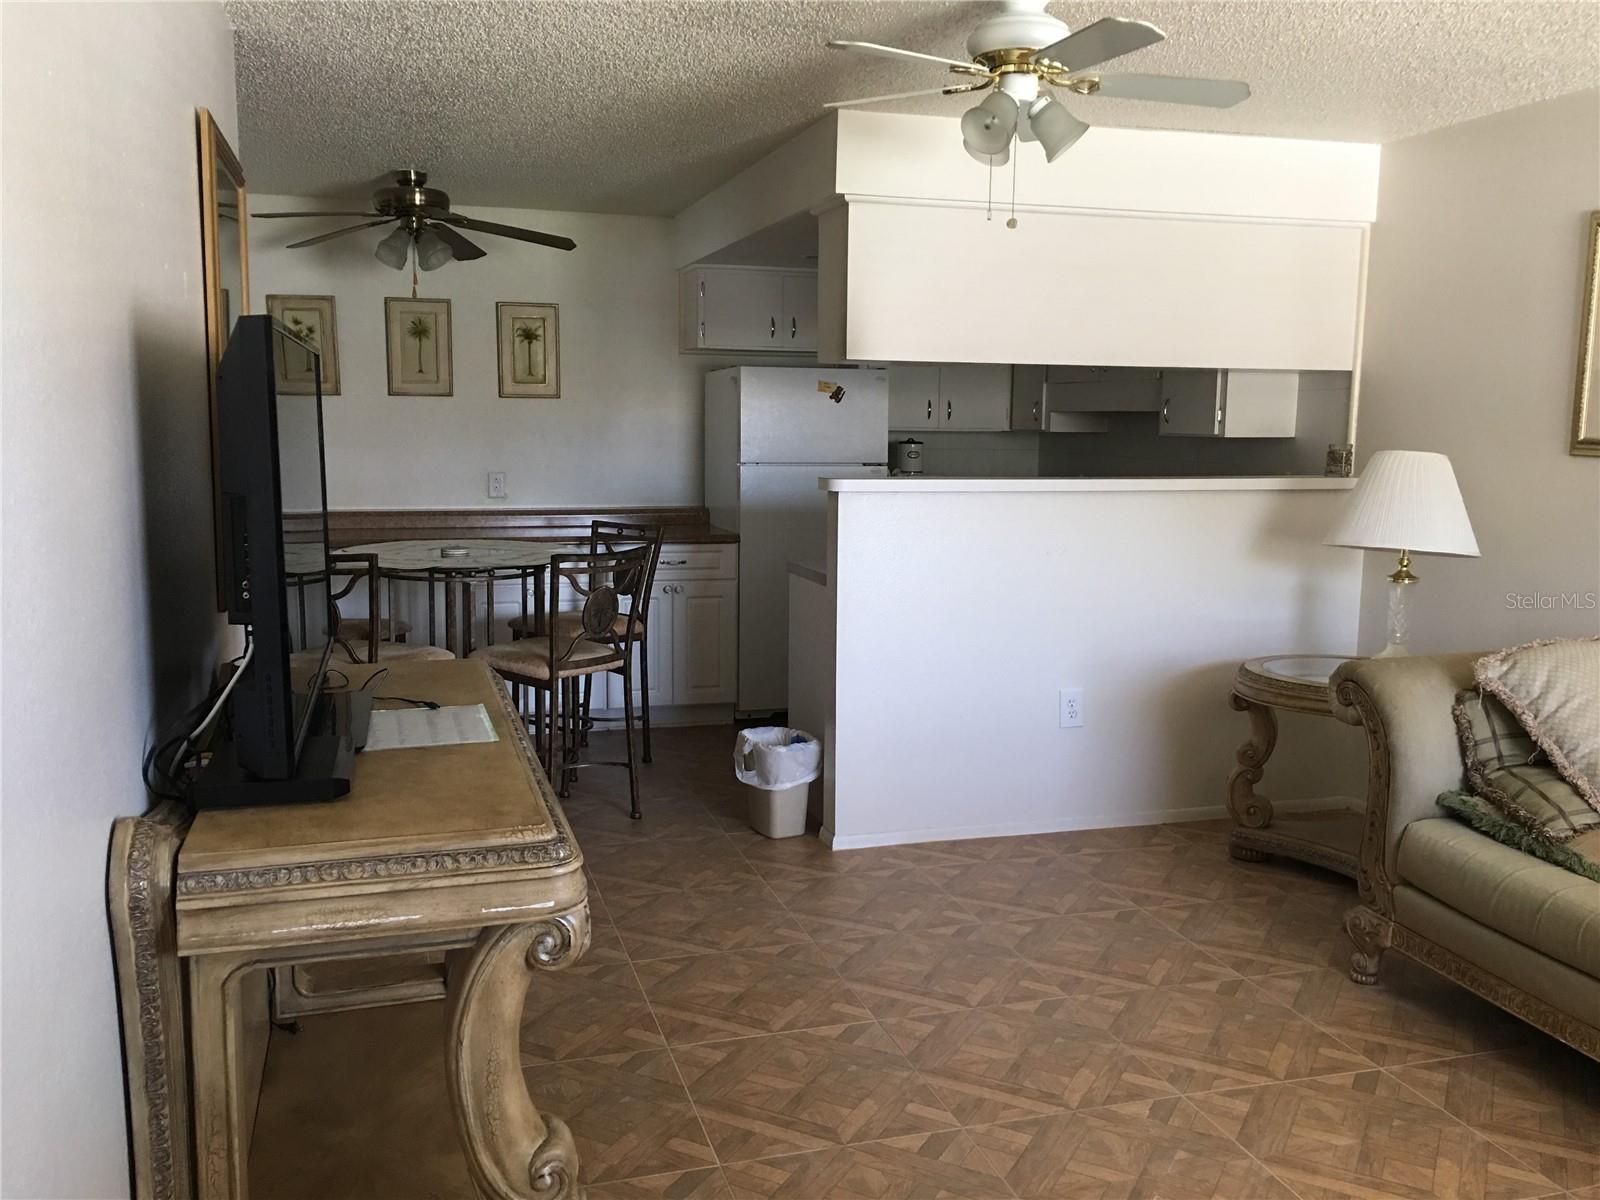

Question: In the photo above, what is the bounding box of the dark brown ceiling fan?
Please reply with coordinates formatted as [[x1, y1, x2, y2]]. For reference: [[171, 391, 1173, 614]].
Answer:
[[255, 169, 576, 270]]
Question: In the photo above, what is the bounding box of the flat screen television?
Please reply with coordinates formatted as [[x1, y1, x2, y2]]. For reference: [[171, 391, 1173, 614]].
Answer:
[[197, 315, 354, 807]]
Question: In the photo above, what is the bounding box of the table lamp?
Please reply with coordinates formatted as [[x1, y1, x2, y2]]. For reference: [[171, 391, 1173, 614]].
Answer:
[[1324, 449, 1479, 657]]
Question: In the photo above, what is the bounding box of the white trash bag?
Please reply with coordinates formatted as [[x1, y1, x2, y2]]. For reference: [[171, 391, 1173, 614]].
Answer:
[[734, 727, 820, 839]]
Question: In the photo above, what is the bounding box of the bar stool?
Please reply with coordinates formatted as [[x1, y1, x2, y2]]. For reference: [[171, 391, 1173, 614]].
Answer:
[[507, 521, 664, 762], [472, 546, 650, 818]]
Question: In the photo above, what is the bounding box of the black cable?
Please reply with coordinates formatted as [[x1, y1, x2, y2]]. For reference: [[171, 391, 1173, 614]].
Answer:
[[375, 695, 440, 710], [141, 633, 252, 800]]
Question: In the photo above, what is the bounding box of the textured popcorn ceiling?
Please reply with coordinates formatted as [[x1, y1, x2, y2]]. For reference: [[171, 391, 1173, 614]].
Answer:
[[231, 1, 1599, 217]]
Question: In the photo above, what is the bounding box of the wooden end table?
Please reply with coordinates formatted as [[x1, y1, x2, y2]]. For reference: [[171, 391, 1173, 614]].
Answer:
[[1227, 654, 1365, 878]]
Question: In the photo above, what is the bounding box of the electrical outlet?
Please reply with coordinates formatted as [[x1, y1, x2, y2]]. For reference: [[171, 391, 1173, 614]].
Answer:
[[487, 471, 507, 500], [1059, 688, 1084, 728]]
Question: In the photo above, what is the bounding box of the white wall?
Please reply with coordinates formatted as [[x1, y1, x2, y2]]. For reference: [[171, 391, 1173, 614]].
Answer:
[[1356, 90, 1600, 653], [822, 480, 1365, 847], [0, 4, 237, 1196], [250, 201, 761, 509]]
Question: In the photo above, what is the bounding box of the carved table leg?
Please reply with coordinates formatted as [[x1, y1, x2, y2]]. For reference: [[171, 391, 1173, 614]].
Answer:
[[446, 909, 590, 1200], [188, 952, 267, 1200], [1227, 692, 1279, 861], [1345, 905, 1393, 985]]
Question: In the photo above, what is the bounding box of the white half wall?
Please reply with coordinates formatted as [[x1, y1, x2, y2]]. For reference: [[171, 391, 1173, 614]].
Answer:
[[1, 4, 237, 1195], [250, 201, 782, 509], [823, 480, 1365, 846], [1356, 89, 1600, 653]]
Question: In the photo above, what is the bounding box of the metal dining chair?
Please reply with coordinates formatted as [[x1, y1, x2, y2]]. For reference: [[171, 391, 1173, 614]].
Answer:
[[472, 545, 651, 818], [507, 521, 664, 762], [289, 553, 454, 667]]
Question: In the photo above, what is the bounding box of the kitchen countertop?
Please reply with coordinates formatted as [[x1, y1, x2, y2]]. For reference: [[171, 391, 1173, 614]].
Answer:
[[821, 476, 1357, 494]]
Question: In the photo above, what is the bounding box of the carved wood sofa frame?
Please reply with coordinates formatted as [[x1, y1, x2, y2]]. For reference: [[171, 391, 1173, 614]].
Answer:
[[1330, 652, 1599, 1060]]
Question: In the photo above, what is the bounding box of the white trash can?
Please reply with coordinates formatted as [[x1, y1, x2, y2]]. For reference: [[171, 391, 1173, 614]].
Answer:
[[734, 727, 821, 840]]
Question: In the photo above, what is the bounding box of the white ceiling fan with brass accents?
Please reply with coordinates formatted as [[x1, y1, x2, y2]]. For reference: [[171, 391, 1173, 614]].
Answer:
[[826, 0, 1250, 164]]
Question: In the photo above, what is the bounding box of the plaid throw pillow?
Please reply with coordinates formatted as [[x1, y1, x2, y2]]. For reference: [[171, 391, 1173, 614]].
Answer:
[[1453, 688, 1600, 843]]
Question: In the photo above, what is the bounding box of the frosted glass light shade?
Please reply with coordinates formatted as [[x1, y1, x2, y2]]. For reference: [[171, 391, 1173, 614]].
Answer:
[[964, 138, 1010, 167], [961, 92, 1018, 156], [415, 227, 453, 271], [1324, 450, 1480, 558], [1028, 96, 1089, 162], [374, 225, 412, 270]]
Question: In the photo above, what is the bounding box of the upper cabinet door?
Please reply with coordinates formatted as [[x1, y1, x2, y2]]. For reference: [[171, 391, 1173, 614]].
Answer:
[[938, 364, 1012, 431], [781, 274, 818, 352], [1159, 370, 1224, 437], [681, 268, 818, 353], [888, 364, 940, 430]]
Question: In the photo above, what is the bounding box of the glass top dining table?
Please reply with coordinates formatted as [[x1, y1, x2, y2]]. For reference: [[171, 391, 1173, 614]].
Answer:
[[338, 538, 587, 656]]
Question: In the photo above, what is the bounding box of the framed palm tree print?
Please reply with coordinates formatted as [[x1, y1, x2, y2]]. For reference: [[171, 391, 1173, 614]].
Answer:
[[266, 294, 339, 395], [496, 302, 560, 398], [385, 297, 452, 396]]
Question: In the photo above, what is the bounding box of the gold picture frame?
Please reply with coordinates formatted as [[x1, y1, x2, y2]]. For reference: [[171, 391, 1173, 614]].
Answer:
[[1571, 210, 1600, 456], [266, 295, 339, 395], [198, 107, 249, 607], [496, 302, 561, 398], [384, 297, 453, 396]]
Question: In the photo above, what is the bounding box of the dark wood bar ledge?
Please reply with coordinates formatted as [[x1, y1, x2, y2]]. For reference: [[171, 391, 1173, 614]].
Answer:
[[323, 505, 738, 546]]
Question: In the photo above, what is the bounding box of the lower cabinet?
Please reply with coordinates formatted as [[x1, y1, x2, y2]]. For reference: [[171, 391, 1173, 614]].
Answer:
[[590, 547, 739, 712]]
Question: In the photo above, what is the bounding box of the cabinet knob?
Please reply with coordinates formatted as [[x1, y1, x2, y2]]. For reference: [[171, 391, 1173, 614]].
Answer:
[[770, 317, 777, 339], [946, 399, 953, 422], [1031, 400, 1039, 423], [926, 399, 933, 421], [790, 317, 797, 339], [1161, 399, 1170, 424]]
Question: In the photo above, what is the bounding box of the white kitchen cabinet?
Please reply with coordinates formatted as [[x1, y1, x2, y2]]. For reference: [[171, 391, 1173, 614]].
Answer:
[[888, 364, 939, 430], [889, 363, 1012, 431], [669, 580, 738, 705], [588, 544, 739, 712], [1158, 370, 1299, 438], [781, 273, 818, 351], [938, 363, 1012, 431], [679, 267, 817, 353]]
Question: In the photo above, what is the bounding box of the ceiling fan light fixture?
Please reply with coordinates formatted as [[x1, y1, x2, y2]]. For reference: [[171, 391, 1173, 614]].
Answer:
[[964, 137, 1011, 167], [1028, 95, 1090, 162], [960, 91, 1018, 156], [415, 226, 454, 271], [374, 225, 411, 269]]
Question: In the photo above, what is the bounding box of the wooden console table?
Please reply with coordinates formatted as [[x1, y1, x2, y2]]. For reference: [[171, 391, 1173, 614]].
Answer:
[[172, 660, 588, 1200], [1227, 654, 1365, 877]]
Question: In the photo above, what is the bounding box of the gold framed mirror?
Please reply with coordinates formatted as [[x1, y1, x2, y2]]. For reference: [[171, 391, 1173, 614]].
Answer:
[[1572, 210, 1600, 456], [198, 107, 249, 602]]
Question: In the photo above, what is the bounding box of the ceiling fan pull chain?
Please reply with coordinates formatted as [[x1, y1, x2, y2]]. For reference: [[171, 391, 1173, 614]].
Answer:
[[411, 241, 419, 299], [1007, 145, 1019, 230], [985, 154, 994, 221]]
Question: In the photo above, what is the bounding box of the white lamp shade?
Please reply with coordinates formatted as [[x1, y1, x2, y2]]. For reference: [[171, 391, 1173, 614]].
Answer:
[[1324, 450, 1480, 558], [961, 92, 1017, 156], [374, 225, 411, 269], [1028, 96, 1089, 162]]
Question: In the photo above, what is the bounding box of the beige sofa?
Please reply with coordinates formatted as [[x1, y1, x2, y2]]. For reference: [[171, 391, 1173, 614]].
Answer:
[[1330, 652, 1599, 1059]]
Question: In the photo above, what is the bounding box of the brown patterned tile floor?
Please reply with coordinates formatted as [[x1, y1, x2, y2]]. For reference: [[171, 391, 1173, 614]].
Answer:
[[250, 724, 1589, 1199]]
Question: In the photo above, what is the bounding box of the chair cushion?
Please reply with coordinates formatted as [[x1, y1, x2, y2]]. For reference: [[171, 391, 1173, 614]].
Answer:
[[471, 638, 621, 683], [1476, 638, 1600, 811], [507, 610, 642, 639], [337, 616, 412, 641], [1396, 816, 1600, 977], [1453, 688, 1598, 842]]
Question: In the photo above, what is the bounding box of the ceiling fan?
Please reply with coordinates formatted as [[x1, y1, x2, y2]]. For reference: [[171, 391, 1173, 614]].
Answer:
[[255, 170, 576, 270], [826, 0, 1250, 164]]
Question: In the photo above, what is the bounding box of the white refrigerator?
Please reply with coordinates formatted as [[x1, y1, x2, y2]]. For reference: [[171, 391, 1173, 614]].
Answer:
[[704, 366, 888, 714]]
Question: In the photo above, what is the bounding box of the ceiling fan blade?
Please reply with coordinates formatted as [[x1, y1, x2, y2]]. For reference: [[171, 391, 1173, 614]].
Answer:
[[827, 40, 985, 75], [1033, 17, 1165, 72], [285, 217, 397, 249], [427, 222, 487, 261], [825, 81, 990, 109], [1087, 73, 1250, 107], [430, 213, 575, 252], [256, 210, 383, 218]]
